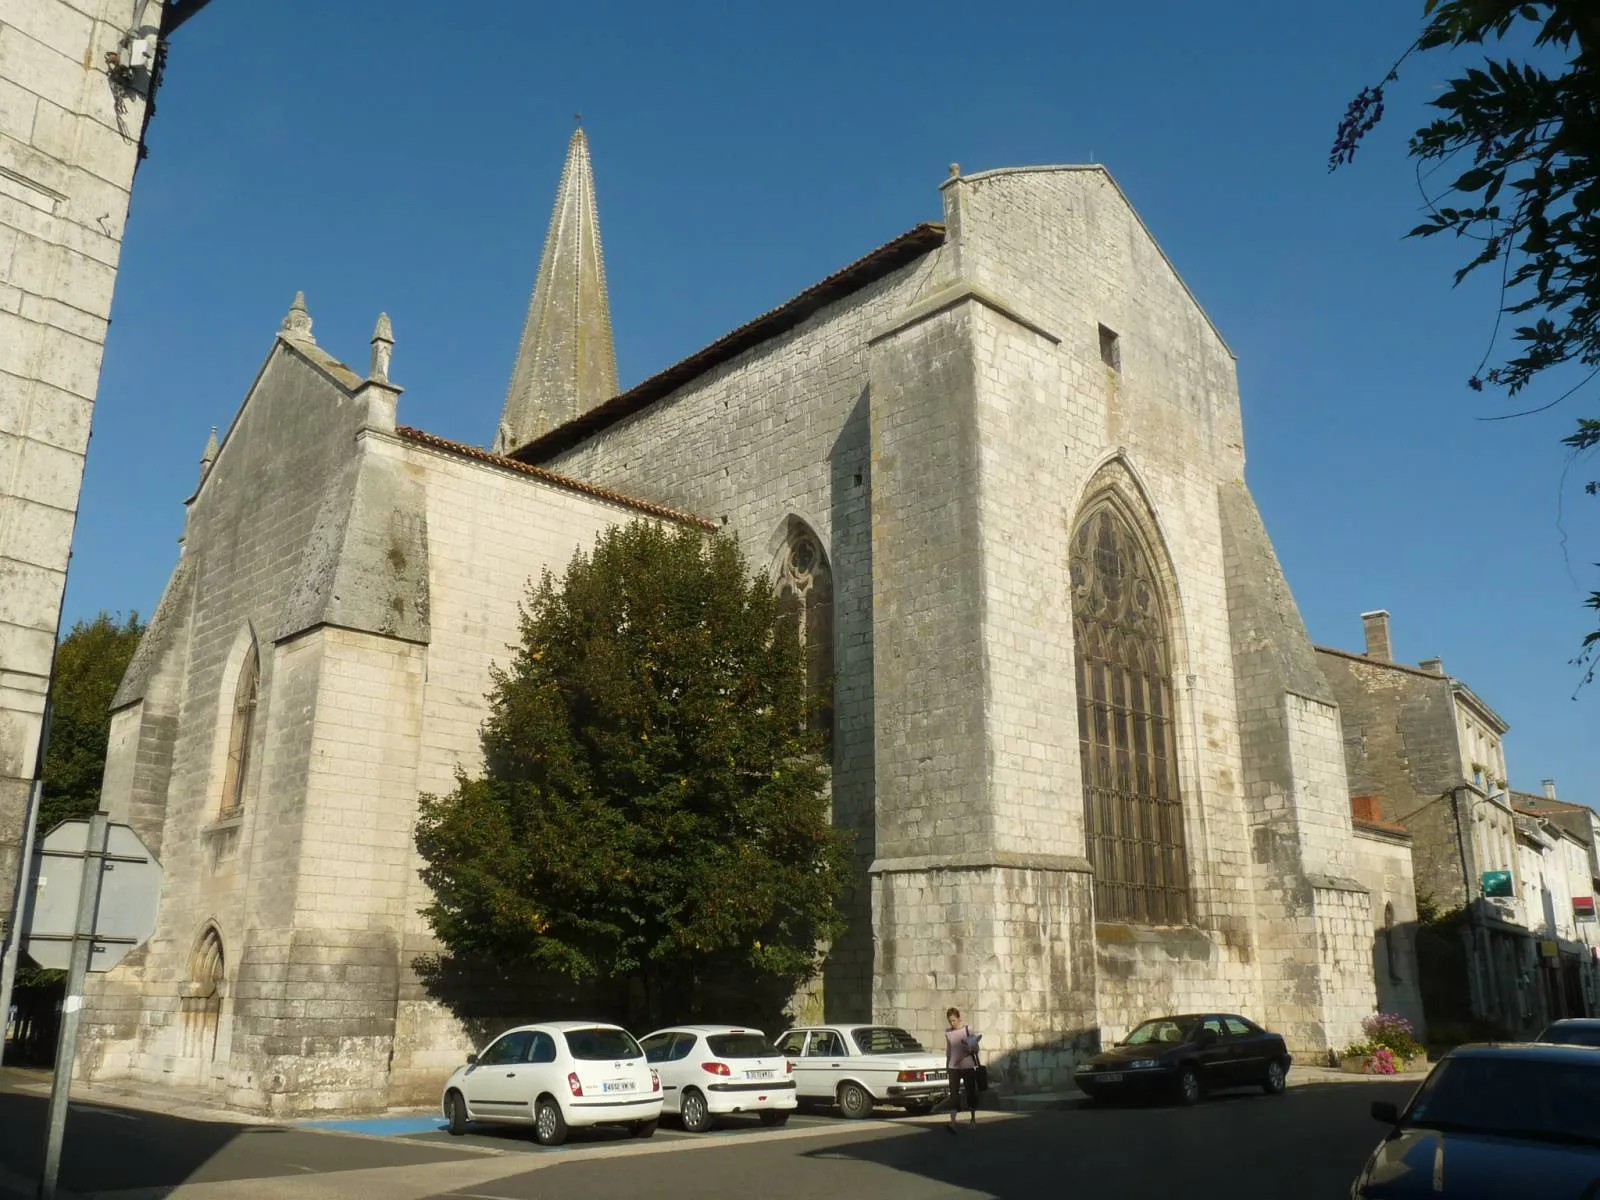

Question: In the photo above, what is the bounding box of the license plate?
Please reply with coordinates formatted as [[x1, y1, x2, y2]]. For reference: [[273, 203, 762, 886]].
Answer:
[[746, 1069, 774, 1080], [929, 1071, 947, 1080], [1096, 1072, 1124, 1083], [602, 1080, 636, 1093]]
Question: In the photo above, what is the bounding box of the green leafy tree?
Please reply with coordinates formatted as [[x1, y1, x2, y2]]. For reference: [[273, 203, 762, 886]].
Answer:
[[1331, 1, 1600, 679], [18, 611, 143, 989], [414, 520, 850, 1024], [42, 612, 145, 832]]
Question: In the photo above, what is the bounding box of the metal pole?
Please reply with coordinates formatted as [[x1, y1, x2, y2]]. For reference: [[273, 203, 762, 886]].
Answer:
[[38, 811, 108, 1200]]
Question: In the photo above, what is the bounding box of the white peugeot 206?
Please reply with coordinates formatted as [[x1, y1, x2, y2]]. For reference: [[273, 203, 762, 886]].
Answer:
[[639, 1025, 798, 1132], [440, 1021, 663, 1146]]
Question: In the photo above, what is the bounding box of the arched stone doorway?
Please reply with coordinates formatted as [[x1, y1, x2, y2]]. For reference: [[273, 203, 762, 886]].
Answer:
[[180, 926, 227, 1085]]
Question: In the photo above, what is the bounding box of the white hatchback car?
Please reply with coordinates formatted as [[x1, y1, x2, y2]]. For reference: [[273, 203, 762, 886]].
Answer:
[[775, 1023, 950, 1118], [440, 1021, 663, 1146], [639, 1025, 798, 1132]]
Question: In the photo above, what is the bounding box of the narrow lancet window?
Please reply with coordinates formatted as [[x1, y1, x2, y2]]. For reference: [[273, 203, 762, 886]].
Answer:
[[776, 526, 834, 755], [219, 641, 259, 818]]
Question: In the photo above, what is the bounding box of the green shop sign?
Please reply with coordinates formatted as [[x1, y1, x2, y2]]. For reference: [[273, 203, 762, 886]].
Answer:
[[1482, 870, 1514, 898]]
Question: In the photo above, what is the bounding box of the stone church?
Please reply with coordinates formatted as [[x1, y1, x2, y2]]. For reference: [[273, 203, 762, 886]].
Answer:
[[79, 129, 1406, 1114]]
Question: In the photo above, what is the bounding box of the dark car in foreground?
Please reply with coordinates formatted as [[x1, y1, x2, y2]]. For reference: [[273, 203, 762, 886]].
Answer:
[[1073, 1013, 1291, 1106], [1352, 1043, 1600, 1198], [1537, 1018, 1600, 1049]]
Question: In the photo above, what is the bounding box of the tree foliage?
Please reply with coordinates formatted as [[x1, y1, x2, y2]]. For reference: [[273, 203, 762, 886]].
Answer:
[[414, 520, 850, 1021], [42, 612, 144, 832], [1332, 2, 1600, 678]]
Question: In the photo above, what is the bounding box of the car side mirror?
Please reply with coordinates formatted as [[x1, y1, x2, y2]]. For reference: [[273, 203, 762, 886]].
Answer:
[[1197, 1030, 1218, 1047], [465, 1053, 478, 1066], [1370, 1101, 1399, 1126]]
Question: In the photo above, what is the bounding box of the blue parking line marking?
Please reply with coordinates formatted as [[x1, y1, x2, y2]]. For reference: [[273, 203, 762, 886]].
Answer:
[[302, 1114, 447, 1136]]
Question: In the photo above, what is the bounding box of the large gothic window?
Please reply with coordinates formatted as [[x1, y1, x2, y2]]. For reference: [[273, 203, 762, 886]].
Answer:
[[1070, 502, 1190, 924], [775, 525, 834, 755], [219, 640, 259, 818]]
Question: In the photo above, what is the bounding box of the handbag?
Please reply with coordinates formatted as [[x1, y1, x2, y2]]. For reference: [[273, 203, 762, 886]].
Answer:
[[967, 1026, 989, 1092]]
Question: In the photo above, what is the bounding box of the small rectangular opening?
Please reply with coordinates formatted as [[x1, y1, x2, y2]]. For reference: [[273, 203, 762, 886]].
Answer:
[[1099, 324, 1121, 371]]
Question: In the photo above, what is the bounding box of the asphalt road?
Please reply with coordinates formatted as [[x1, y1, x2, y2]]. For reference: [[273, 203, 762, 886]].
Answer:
[[0, 1078, 1419, 1198], [419, 1082, 1422, 1200]]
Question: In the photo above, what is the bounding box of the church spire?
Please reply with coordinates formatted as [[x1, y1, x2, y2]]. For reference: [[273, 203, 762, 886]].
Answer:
[[494, 125, 619, 455]]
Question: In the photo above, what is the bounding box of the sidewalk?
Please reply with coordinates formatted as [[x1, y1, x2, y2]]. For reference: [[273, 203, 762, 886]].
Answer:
[[0, 1068, 274, 1127]]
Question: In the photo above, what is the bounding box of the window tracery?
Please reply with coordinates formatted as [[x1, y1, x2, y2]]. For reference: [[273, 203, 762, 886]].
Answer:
[[775, 526, 833, 753], [1070, 501, 1190, 924]]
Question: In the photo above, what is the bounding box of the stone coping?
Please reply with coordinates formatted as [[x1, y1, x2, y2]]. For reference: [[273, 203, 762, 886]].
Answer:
[[869, 850, 1094, 876]]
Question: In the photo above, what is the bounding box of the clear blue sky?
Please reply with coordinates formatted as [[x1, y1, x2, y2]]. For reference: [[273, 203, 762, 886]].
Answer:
[[66, 0, 1597, 801]]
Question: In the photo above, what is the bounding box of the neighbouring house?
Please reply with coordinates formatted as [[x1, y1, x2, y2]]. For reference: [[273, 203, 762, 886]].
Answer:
[[1347, 796, 1427, 1038], [1317, 612, 1539, 1039], [1512, 782, 1600, 1022]]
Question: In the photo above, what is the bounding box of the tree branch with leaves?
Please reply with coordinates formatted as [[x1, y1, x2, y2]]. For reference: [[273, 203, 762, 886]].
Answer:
[[414, 520, 850, 1028], [1332, 1, 1600, 682]]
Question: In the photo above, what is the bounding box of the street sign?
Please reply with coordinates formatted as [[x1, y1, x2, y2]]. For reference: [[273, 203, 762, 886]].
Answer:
[[1481, 870, 1514, 899], [23, 820, 161, 972], [1576, 896, 1596, 923]]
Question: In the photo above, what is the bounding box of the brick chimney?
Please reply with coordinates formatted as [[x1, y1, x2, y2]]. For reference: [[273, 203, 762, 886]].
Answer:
[[1351, 796, 1382, 824], [1361, 610, 1392, 662], [1543, 779, 1558, 801], [1419, 657, 1444, 676]]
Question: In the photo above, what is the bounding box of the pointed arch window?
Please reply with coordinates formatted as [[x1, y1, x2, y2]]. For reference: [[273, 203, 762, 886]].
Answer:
[[775, 525, 834, 755], [219, 641, 259, 818], [1070, 501, 1190, 924]]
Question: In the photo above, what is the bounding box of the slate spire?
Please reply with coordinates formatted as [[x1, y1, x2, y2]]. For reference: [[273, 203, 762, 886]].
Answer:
[[494, 126, 619, 455]]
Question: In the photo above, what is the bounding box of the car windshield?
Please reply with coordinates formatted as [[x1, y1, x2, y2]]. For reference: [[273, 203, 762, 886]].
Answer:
[[1123, 1018, 1197, 1046], [1404, 1056, 1600, 1145], [706, 1033, 778, 1059], [1539, 1024, 1600, 1048], [852, 1027, 925, 1054], [564, 1028, 643, 1061]]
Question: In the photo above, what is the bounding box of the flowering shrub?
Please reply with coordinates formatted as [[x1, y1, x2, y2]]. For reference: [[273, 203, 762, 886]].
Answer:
[[1367, 1046, 1398, 1075], [1361, 1013, 1423, 1061]]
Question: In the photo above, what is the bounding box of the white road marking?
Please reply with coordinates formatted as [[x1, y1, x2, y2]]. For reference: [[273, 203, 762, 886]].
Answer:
[[286, 1164, 317, 1173]]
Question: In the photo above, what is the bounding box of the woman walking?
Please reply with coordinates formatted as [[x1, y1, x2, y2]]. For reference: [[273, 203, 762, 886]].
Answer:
[[944, 1007, 980, 1133]]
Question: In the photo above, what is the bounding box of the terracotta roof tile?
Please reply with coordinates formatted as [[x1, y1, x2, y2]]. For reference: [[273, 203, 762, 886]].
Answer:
[[512, 222, 947, 463], [396, 426, 717, 530]]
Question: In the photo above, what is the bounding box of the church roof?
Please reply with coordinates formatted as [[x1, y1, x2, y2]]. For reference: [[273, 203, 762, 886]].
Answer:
[[511, 221, 947, 463], [496, 127, 619, 452], [396, 426, 717, 530]]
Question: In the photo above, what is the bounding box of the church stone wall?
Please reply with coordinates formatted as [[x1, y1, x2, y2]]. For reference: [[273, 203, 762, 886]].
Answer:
[[0, 0, 161, 942], [387, 440, 671, 1106], [541, 250, 943, 1023], [950, 171, 1267, 1056], [80, 343, 380, 1096]]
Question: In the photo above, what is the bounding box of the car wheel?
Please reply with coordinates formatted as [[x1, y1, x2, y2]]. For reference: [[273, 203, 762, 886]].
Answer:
[[445, 1090, 468, 1136], [759, 1110, 790, 1127], [630, 1118, 658, 1139], [837, 1081, 874, 1120], [1176, 1066, 1202, 1106], [534, 1096, 568, 1147], [680, 1087, 714, 1133], [1262, 1058, 1288, 1095]]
